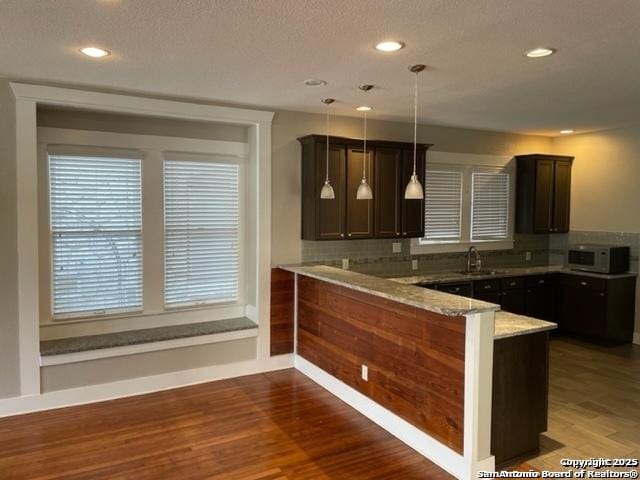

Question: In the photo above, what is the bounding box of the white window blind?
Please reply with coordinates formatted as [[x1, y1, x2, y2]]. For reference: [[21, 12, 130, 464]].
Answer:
[[471, 172, 510, 241], [164, 159, 240, 306], [49, 154, 142, 317], [423, 170, 463, 242]]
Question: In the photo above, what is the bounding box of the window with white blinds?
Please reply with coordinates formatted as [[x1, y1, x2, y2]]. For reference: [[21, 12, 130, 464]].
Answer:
[[423, 170, 463, 242], [164, 159, 240, 306], [49, 154, 142, 317], [471, 172, 510, 241]]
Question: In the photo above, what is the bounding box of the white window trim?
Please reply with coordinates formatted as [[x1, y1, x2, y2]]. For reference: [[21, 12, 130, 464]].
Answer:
[[38, 128, 249, 328], [411, 159, 515, 255], [12, 82, 273, 396]]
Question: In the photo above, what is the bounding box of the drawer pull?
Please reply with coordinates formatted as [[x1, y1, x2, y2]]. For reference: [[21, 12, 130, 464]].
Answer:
[[510, 281, 516, 286], [580, 281, 587, 286], [538, 280, 545, 285], [484, 285, 491, 290], [451, 287, 460, 292]]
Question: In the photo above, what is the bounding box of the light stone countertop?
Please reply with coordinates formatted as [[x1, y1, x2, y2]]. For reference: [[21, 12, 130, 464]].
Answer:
[[387, 264, 637, 285], [280, 264, 500, 316], [494, 311, 557, 340]]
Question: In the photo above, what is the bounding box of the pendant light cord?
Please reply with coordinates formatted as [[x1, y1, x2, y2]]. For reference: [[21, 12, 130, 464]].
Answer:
[[325, 104, 330, 182], [413, 72, 418, 175], [363, 111, 367, 179]]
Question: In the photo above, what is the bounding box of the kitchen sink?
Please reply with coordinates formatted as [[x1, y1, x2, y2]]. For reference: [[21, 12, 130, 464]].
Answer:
[[455, 269, 504, 276]]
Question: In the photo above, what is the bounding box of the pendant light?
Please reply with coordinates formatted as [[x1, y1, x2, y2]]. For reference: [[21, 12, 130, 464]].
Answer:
[[320, 98, 335, 199], [356, 84, 373, 200], [404, 64, 426, 199]]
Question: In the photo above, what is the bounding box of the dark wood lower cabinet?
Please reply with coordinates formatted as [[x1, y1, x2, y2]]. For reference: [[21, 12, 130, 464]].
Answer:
[[491, 332, 549, 467], [270, 268, 295, 355], [556, 273, 636, 344], [500, 289, 526, 315]]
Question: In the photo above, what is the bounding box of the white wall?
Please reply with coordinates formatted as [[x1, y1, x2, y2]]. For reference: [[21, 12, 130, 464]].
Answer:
[[0, 79, 20, 399], [553, 125, 640, 233]]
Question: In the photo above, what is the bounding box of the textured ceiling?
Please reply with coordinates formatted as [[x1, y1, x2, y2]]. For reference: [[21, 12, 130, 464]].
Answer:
[[1, 0, 639, 136]]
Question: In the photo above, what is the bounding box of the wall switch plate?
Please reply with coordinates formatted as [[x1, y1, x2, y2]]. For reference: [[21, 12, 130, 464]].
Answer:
[[361, 364, 368, 381], [525, 251, 532, 261], [412, 259, 419, 270], [342, 258, 349, 270], [392, 242, 402, 253]]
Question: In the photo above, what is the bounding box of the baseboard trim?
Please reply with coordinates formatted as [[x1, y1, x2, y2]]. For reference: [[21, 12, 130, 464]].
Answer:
[[633, 332, 640, 345], [0, 354, 294, 419], [295, 355, 486, 480]]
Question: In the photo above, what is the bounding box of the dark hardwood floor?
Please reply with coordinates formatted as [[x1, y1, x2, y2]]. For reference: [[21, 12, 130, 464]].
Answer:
[[0, 369, 451, 480]]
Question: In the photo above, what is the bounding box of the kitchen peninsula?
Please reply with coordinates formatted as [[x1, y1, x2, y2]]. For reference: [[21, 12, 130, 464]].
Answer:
[[278, 264, 556, 477]]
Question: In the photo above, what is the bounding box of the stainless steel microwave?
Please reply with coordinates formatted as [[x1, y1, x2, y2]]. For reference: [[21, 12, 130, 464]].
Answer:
[[567, 244, 630, 274]]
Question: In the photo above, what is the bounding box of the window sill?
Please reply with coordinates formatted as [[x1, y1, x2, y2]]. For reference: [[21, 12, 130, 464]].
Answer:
[[40, 317, 258, 366], [410, 239, 514, 255]]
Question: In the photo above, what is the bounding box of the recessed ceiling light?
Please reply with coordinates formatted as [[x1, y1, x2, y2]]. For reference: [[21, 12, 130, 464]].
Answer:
[[304, 79, 327, 87], [560, 129, 574, 134], [375, 41, 405, 52], [80, 46, 111, 58], [356, 106, 372, 112], [525, 47, 556, 58]]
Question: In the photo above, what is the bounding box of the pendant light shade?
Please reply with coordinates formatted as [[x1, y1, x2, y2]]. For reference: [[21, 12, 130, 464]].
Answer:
[[320, 98, 335, 199], [404, 64, 426, 200], [404, 173, 424, 199], [356, 107, 373, 200]]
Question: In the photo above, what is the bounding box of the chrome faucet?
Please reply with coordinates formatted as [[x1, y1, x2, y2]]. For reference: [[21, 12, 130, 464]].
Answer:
[[467, 246, 481, 273]]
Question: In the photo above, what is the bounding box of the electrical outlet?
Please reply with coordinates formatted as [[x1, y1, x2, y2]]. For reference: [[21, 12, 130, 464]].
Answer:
[[342, 258, 349, 270], [412, 259, 419, 270], [361, 364, 368, 381], [525, 251, 532, 261], [392, 242, 402, 253]]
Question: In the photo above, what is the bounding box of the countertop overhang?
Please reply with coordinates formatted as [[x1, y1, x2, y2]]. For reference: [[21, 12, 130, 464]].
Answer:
[[280, 264, 500, 316]]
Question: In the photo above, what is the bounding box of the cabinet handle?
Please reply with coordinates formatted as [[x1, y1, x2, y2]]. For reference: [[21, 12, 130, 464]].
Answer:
[[527, 289, 532, 293], [580, 281, 587, 286], [484, 285, 491, 289], [348, 233, 352, 237], [503, 292, 507, 296], [451, 287, 460, 292], [510, 281, 516, 286], [600, 292, 605, 297], [340, 233, 345, 238], [538, 280, 545, 285], [396, 232, 400, 236]]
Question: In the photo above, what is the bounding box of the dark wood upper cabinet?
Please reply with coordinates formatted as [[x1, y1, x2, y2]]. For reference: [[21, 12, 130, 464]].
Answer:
[[300, 139, 346, 240], [401, 149, 426, 238], [374, 147, 402, 238], [298, 135, 432, 240], [346, 147, 374, 239], [516, 154, 574, 234]]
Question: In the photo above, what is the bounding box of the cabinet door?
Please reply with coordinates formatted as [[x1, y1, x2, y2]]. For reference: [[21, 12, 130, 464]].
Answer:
[[533, 159, 554, 233], [346, 148, 374, 239], [501, 289, 526, 314], [552, 159, 572, 233], [374, 147, 402, 238], [557, 277, 606, 337], [525, 287, 554, 321], [314, 143, 346, 240], [474, 291, 502, 305], [400, 149, 426, 238]]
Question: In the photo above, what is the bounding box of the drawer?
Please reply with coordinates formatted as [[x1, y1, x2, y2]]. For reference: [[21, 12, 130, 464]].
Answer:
[[438, 282, 472, 297], [474, 279, 501, 292], [526, 275, 553, 288], [560, 273, 607, 292], [501, 277, 525, 290]]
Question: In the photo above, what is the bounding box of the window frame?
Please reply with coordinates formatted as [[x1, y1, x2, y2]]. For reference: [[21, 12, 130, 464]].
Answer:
[[411, 160, 515, 255], [47, 149, 145, 320], [37, 128, 249, 328], [162, 152, 247, 309]]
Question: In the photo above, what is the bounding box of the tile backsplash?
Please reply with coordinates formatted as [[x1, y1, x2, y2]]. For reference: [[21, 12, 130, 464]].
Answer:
[[302, 234, 551, 277], [301, 230, 640, 277]]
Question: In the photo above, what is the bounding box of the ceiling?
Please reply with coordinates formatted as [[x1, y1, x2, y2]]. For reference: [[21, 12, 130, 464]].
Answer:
[[1, 0, 639, 136]]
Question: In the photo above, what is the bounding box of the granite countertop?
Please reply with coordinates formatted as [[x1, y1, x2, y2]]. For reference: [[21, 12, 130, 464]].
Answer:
[[494, 311, 557, 340], [41, 317, 258, 356], [388, 264, 637, 285], [280, 264, 500, 316]]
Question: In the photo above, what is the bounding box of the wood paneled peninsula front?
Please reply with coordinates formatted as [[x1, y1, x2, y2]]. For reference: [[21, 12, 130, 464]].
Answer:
[[276, 264, 556, 478]]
